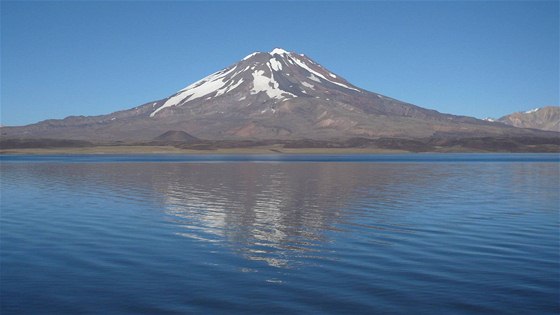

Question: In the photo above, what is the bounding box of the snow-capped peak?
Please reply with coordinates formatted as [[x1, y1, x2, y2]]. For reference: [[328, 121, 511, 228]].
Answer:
[[243, 48, 290, 60], [525, 108, 540, 114], [149, 48, 363, 118], [270, 48, 289, 56]]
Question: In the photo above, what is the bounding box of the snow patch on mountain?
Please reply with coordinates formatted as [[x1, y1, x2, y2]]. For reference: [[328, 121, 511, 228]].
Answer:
[[250, 69, 295, 100], [525, 108, 540, 114], [270, 48, 289, 56], [269, 58, 282, 71], [260, 107, 277, 114], [233, 65, 251, 77], [302, 81, 315, 89], [242, 52, 259, 60], [285, 56, 295, 65], [308, 74, 321, 83], [151, 66, 238, 117], [291, 56, 360, 92], [215, 78, 244, 97]]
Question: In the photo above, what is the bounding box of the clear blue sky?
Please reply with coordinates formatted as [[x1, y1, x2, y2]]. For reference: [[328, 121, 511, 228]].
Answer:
[[1, 1, 558, 126]]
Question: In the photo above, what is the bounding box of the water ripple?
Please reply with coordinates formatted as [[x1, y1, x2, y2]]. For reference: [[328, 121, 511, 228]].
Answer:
[[1, 157, 558, 314]]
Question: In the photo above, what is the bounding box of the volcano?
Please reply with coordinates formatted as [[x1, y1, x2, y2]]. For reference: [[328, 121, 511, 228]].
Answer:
[[1, 48, 555, 142]]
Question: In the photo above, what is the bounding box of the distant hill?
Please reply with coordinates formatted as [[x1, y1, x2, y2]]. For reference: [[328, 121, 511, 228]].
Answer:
[[497, 106, 559, 132], [153, 130, 199, 142]]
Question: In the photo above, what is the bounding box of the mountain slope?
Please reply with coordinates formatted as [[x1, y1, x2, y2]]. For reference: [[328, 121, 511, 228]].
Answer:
[[497, 106, 559, 132], [1, 48, 556, 141]]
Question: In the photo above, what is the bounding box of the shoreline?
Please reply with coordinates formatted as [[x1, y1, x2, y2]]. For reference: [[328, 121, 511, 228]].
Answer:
[[2, 145, 556, 155], [0, 145, 411, 155]]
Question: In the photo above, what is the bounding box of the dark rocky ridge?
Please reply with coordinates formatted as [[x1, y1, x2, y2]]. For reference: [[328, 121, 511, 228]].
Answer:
[[0, 138, 93, 149], [2, 134, 559, 152]]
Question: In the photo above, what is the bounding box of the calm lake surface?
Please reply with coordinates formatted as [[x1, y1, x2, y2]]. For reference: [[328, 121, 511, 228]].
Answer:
[[1, 154, 559, 314]]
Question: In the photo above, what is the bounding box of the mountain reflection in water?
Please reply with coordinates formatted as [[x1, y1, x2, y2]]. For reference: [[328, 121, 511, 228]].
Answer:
[[156, 163, 413, 268]]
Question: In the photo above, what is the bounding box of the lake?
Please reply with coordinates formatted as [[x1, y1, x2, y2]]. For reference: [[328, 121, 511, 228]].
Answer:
[[1, 154, 559, 314]]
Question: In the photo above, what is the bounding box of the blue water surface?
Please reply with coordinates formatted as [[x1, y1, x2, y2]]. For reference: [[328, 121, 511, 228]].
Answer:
[[1, 154, 559, 314], [1, 153, 559, 163]]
